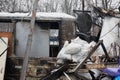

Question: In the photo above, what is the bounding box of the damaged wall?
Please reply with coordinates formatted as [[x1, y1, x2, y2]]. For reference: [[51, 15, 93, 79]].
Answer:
[[0, 19, 75, 58], [15, 22, 49, 57], [61, 20, 75, 46], [0, 22, 14, 56]]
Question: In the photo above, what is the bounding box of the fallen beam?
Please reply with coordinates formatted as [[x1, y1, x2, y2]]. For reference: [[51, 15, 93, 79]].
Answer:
[[40, 64, 69, 80]]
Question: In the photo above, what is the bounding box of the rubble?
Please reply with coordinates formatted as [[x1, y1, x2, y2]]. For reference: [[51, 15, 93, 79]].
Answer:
[[0, 6, 119, 80], [55, 7, 120, 80]]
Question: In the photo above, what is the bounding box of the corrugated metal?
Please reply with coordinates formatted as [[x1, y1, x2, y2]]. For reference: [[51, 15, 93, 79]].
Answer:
[[0, 23, 14, 32]]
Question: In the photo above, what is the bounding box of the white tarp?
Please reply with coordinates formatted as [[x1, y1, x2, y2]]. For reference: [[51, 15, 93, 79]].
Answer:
[[57, 37, 96, 63]]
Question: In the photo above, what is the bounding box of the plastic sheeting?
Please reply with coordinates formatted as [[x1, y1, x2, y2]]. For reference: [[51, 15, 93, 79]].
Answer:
[[57, 37, 96, 63], [97, 17, 120, 57]]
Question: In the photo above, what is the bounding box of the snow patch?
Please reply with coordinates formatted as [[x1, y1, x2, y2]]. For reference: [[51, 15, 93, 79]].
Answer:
[[0, 12, 76, 20]]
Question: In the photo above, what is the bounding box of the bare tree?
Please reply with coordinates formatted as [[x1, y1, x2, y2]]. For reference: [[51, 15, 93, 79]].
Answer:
[[49, 0, 59, 12], [37, 0, 59, 12], [101, 0, 120, 10], [61, 0, 73, 14], [26, 0, 33, 12], [95, 0, 98, 6], [0, 0, 119, 13], [0, 0, 17, 12], [108, 0, 120, 10], [102, 0, 108, 9], [61, 0, 82, 14]]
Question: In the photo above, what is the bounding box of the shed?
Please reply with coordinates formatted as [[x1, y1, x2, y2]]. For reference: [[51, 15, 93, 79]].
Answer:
[[0, 12, 76, 57]]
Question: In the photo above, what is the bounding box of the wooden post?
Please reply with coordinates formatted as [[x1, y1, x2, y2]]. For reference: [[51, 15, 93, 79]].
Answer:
[[20, 0, 38, 80], [12, 20, 16, 56]]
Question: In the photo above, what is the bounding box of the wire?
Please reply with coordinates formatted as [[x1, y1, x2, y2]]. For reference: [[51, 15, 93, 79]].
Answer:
[[100, 23, 119, 38], [0, 37, 8, 57]]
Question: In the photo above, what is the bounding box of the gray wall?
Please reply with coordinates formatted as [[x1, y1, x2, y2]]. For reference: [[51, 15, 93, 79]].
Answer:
[[15, 22, 49, 57]]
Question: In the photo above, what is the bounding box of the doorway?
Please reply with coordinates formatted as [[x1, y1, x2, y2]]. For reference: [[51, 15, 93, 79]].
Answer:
[[49, 22, 60, 57]]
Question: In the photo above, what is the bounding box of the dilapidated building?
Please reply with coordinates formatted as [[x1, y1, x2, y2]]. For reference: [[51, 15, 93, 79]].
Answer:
[[0, 12, 76, 57]]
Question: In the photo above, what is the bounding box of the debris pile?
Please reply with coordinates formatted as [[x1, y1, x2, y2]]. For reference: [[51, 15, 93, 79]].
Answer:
[[53, 7, 120, 80]]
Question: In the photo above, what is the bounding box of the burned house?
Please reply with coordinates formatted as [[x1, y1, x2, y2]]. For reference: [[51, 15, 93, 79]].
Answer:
[[0, 12, 75, 57]]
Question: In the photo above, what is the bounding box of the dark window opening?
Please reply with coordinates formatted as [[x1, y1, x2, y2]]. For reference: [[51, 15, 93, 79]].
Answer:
[[49, 22, 60, 57], [37, 22, 50, 30]]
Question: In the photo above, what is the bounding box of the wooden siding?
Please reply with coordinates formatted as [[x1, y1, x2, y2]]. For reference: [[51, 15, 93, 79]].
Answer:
[[0, 23, 14, 32]]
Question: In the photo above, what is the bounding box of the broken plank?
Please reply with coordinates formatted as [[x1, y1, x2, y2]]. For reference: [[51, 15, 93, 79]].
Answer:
[[0, 37, 8, 80], [41, 65, 69, 80]]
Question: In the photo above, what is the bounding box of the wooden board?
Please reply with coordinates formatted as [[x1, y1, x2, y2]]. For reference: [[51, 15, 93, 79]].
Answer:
[[0, 37, 8, 80], [0, 32, 13, 56]]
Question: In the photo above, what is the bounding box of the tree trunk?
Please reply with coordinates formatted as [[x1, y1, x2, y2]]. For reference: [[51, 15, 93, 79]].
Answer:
[[82, 0, 84, 11]]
